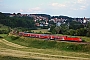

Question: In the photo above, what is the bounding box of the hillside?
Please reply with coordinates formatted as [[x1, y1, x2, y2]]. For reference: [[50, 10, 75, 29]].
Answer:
[[0, 24, 10, 34], [0, 12, 35, 28], [0, 37, 90, 60]]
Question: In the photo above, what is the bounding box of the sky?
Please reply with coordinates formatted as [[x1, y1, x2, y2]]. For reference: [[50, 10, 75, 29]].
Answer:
[[0, 0, 90, 18]]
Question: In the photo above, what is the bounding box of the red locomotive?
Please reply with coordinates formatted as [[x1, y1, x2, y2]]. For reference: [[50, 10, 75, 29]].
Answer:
[[57, 36, 82, 42]]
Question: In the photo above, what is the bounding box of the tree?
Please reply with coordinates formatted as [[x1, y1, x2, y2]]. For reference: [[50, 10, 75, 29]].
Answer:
[[75, 28, 87, 36], [17, 13, 21, 15], [0, 16, 35, 28], [54, 26, 61, 34], [60, 24, 69, 34], [69, 21, 84, 30], [86, 22, 90, 37], [50, 25, 56, 34], [69, 29, 76, 36]]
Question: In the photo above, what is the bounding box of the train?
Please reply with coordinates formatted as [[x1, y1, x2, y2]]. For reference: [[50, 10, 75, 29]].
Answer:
[[18, 32, 82, 42]]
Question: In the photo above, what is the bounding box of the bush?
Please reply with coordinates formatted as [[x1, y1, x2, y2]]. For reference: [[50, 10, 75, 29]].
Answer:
[[82, 40, 86, 42], [0, 30, 9, 34], [68, 29, 76, 36], [86, 32, 90, 37], [0, 36, 3, 38], [10, 36, 19, 40]]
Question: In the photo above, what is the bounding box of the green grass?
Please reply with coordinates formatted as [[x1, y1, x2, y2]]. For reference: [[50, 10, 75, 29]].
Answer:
[[1, 36, 90, 59], [0, 55, 41, 60], [0, 38, 89, 59], [0, 34, 8, 37], [5, 36, 90, 53], [0, 24, 9, 30], [31, 29, 50, 33], [79, 36, 90, 42]]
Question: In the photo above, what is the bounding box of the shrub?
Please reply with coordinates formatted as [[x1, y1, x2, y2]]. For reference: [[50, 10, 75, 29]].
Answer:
[[0, 36, 3, 38], [10, 36, 19, 40], [68, 29, 76, 36], [86, 32, 90, 37]]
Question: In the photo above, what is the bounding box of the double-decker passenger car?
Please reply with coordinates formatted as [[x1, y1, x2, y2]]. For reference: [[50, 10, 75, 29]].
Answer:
[[18, 32, 82, 42]]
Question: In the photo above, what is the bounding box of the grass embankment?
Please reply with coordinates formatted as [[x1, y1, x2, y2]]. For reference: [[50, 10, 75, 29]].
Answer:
[[0, 34, 7, 37], [5, 36, 90, 53], [0, 35, 90, 60]]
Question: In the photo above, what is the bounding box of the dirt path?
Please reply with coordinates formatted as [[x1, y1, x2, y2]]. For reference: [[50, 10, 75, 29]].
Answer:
[[0, 39, 27, 48], [0, 39, 90, 60]]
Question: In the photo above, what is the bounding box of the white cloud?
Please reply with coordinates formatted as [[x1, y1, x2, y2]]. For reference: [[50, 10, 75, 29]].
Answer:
[[20, 9, 24, 12], [77, 0, 88, 4], [27, 7, 43, 13], [80, 6, 86, 10], [32, 7, 41, 11], [51, 3, 66, 7], [72, 0, 90, 10], [50, 0, 90, 11]]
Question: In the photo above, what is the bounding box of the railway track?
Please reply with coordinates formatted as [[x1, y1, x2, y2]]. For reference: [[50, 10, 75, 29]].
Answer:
[[78, 42, 90, 44], [52, 39, 90, 44]]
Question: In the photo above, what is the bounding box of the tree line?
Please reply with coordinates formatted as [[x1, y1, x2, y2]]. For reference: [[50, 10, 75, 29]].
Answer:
[[0, 12, 35, 29], [50, 21, 90, 37]]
